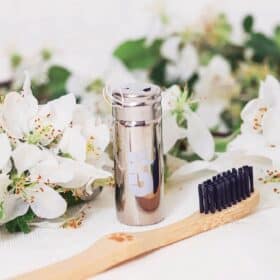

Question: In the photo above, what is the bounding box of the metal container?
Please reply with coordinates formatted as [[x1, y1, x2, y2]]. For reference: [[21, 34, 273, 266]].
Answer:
[[112, 84, 164, 226]]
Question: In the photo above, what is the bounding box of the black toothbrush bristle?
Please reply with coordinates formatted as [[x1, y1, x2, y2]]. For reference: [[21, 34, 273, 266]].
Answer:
[[198, 166, 254, 214], [203, 183, 209, 214], [198, 184, 204, 213]]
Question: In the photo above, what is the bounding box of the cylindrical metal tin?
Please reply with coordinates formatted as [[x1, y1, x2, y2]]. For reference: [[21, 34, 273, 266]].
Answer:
[[112, 84, 164, 226]]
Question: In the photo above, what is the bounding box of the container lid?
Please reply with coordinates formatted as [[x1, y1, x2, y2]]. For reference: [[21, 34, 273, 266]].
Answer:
[[112, 83, 161, 107]]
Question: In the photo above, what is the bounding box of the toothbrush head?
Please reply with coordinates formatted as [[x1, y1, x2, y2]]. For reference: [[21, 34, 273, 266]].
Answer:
[[198, 166, 254, 214]]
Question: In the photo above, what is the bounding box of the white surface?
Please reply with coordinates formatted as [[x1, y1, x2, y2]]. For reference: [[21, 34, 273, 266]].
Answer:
[[0, 172, 279, 280]]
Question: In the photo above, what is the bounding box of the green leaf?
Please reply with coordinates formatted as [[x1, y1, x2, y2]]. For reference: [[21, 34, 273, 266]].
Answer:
[[243, 15, 254, 33], [0, 202, 4, 220], [58, 150, 74, 159], [113, 38, 162, 70], [10, 53, 22, 69], [5, 209, 35, 233], [61, 191, 83, 207], [47, 65, 71, 99], [219, 44, 244, 70], [187, 73, 199, 92], [86, 79, 104, 92], [274, 25, 280, 47], [150, 59, 167, 85], [212, 14, 232, 46], [246, 33, 280, 63], [214, 128, 240, 152]]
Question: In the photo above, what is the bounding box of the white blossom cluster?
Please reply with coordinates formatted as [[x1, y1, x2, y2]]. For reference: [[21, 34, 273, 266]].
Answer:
[[0, 73, 111, 225]]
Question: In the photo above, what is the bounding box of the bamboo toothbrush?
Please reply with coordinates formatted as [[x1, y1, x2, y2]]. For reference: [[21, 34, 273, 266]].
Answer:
[[16, 166, 259, 280]]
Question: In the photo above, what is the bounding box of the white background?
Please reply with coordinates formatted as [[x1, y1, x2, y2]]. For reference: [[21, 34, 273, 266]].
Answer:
[[1, 0, 280, 77]]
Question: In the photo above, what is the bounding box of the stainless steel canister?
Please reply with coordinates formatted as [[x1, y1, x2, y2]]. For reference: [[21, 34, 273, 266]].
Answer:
[[112, 84, 164, 226]]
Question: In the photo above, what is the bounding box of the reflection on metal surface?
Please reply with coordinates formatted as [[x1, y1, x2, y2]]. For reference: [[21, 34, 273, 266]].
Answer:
[[112, 84, 164, 226]]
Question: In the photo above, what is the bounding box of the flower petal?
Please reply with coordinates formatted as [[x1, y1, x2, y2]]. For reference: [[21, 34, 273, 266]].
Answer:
[[185, 107, 215, 160], [206, 55, 231, 76], [59, 158, 111, 188], [228, 133, 266, 156], [82, 121, 110, 154], [197, 99, 226, 128], [0, 174, 11, 202], [22, 72, 38, 116], [169, 160, 219, 183], [178, 44, 199, 81], [48, 93, 76, 131], [2, 92, 37, 138], [262, 109, 280, 146], [12, 143, 43, 174], [0, 133, 11, 170], [240, 98, 265, 132], [162, 113, 186, 153], [165, 63, 180, 83], [259, 75, 280, 108], [72, 104, 92, 127], [195, 55, 237, 102], [59, 126, 87, 161], [0, 195, 29, 225], [160, 36, 181, 61], [161, 85, 181, 113], [28, 185, 67, 219], [29, 156, 74, 184], [2, 74, 38, 138], [31, 93, 76, 145]]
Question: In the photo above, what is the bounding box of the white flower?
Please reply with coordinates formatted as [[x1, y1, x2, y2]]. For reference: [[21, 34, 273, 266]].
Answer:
[[0, 72, 113, 227], [58, 158, 111, 193], [240, 75, 280, 137], [33, 93, 76, 145], [0, 133, 12, 170], [161, 85, 181, 113], [1, 73, 38, 138], [185, 106, 215, 161], [22, 184, 66, 219], [161, 36, 181, 61], [0, 133, 12, 206], [58, 126, 87, 161], [66, 74, 111, 118], [11, 50, 53, 88], [162, 113, 186, 153], [60, 105, 111, 164], [66, 74, 87, 98], [229, 75, 280, 170], [161, 86, 214, 160], [28, 155, 73, 184], [171, 75, 280, 192], [161, 86, 186, 153], [12, 143, 44, 174], [0, 174, 11, 203], [0, 195, 29, 225], [195, 55, 238, 128], [1, 139, 109, 222], [0, 135, 33, 225], [169, 150, 271, 184], [1, 73, 76, 145], [2, 143, 67, 220], [161, 38, 199, 82]]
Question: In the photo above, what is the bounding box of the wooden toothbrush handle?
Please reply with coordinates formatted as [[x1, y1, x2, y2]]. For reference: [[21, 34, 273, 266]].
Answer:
[[16, 191, 260, 280], [14, 215, 202, 280], [15, 230, 166, 280]]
